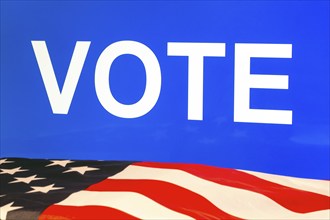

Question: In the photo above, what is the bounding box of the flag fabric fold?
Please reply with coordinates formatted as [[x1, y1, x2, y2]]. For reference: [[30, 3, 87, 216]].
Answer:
[[0, 158, 329, 220]]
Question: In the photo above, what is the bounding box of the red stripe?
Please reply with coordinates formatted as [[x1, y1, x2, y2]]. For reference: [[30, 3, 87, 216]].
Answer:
[[134, 162, 330, 213], [39, 204, 138, 220], [86, 178, 242, 220]]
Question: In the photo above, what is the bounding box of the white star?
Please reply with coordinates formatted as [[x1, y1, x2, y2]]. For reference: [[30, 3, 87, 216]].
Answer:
[[9, 175, 45, 184], [0, 202, 23, 220], [26, 184, 64, 194], [0, 194, 5, 197], [46, 160, 73, 167], [63, 166, 99, 175], [0, 159, 14, 165], [0, 167, 28, 175]]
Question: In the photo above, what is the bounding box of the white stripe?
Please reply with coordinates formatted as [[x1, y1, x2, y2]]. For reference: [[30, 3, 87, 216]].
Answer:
[[239, 169, 330, 196], [110, 165, 330, 220], [56, 191, 194, 220]]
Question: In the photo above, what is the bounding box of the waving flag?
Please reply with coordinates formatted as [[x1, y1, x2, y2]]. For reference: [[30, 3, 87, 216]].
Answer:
[[0, 158, 329, 220]]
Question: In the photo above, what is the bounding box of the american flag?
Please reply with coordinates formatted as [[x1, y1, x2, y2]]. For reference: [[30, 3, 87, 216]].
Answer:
[[0, 158, 329, 220]]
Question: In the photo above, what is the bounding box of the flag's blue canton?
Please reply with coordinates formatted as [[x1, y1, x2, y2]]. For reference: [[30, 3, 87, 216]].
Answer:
[[0, 158, 131, 220]]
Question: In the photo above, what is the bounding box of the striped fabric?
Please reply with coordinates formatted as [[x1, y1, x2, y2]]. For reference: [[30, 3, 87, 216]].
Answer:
[[1, 158, 329, 219], [40, 162, 330, 220]]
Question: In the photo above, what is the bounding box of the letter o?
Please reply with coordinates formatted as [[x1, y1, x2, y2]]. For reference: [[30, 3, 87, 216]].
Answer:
[[95, 41, 161, 118]]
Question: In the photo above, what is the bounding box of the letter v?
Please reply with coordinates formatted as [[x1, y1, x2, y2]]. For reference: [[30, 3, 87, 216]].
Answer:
[[31, 41, 90, 114]]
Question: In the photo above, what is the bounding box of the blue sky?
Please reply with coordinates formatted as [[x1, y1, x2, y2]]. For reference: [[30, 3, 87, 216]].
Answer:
[[1, 1, 329, 179]]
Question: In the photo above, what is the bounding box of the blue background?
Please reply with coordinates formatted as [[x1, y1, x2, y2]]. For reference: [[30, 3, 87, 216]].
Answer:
[[1, 1, 329, 179]]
